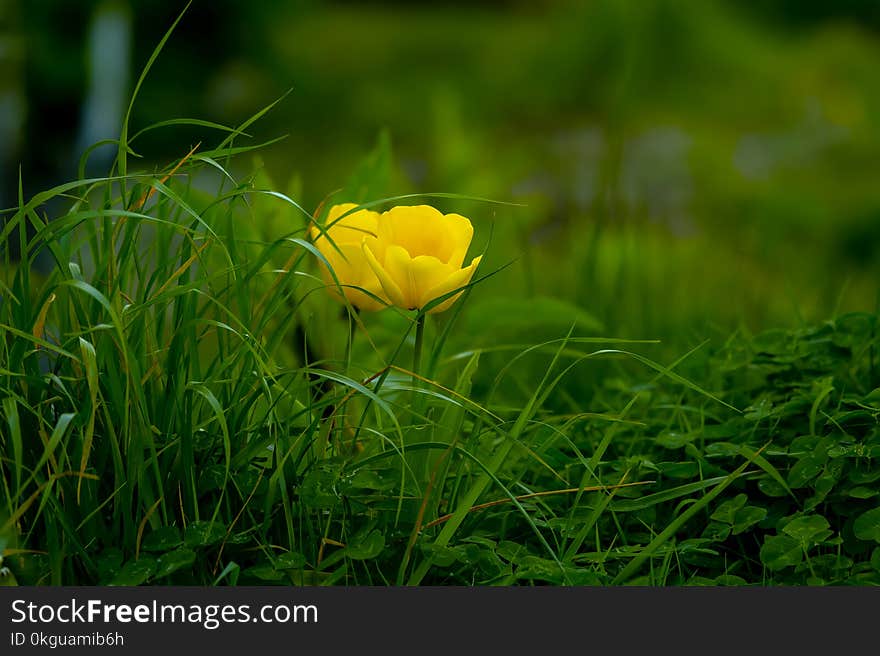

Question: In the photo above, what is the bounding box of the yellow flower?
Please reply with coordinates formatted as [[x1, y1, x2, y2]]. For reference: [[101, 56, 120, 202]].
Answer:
[[310, 203, 388, 311], [362, 205, 482, 314]]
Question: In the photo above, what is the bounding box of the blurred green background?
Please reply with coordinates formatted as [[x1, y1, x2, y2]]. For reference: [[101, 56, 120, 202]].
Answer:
[[3, 0, 880, 352]]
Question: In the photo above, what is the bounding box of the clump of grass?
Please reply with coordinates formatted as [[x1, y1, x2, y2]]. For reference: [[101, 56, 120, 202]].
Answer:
[[0, 109, 651, 585]]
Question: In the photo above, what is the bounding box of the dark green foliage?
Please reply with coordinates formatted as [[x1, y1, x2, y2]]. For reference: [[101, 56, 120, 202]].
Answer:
[[446, 311, 880, 585]]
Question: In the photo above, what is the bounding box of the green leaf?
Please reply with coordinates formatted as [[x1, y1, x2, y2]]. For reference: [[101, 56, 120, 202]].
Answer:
[[420, 544, 463, 568], [847, 486, 879, 499], [863, 388, 880, 408], [515, 556, 602, 585], [812, 472, 837, 497], [245, 565, 286, 582], [732, 506, 767, 535], [496, 541, 530, 563], [782, 515, 830, 543], [744, 397, 774, 422], [705, 442, 741, 457], [299, 465, 343, 510], [275, 552, 307, 570], [656, 432, 696, 449], [787, 455, 824, 488], [853, 508, 880, 542], [849, 468, 880, 485], [758, 477, 789, 498], [760, 535, 803, 571], [871, 548, 880, 572], [346, 530, 385, 560], [702, 522, 731, 541], [349, 468, 399, 492], [183, 521, 226, 548], [154, 548, 196, 579], [711, 494, 748, 524], [96, 549, 124, 584], [141, 527, 182, 553], [109, 558, 157, 586]]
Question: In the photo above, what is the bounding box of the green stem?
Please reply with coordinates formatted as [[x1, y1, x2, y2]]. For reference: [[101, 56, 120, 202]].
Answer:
[[344, 306, 357, 372], [413, 313, 426, 386], [411, 312, 428, 486]]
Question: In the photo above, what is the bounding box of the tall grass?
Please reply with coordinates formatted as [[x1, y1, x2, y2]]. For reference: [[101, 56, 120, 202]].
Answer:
[[0, 127, 668, 585]]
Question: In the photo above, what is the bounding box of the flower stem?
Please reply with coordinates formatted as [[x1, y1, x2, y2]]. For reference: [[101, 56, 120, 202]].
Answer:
[[344, 306, 357, 371], [413, 313, 426, 386], [411, 312, 428, 484]]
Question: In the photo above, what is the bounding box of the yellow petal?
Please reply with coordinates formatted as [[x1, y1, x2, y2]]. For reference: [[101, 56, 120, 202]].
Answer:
[[423, 255, 482, 314], [339, 243, 389, 311], [314, 242, 380, 312], [327, 203, 359, 219], [381, 205, 454, 262], [408, 255, 455, 309], [341, 284, 386, 312], [312, 205, 349, 247], [364, 240, 407, 309], [316, 241, 352, 285], [379, 244, 425, 310], [441, 213, 474, 268], [319, 203, 379, 246], [378, 248, 454, 310], [313, 205, 381, 303]]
